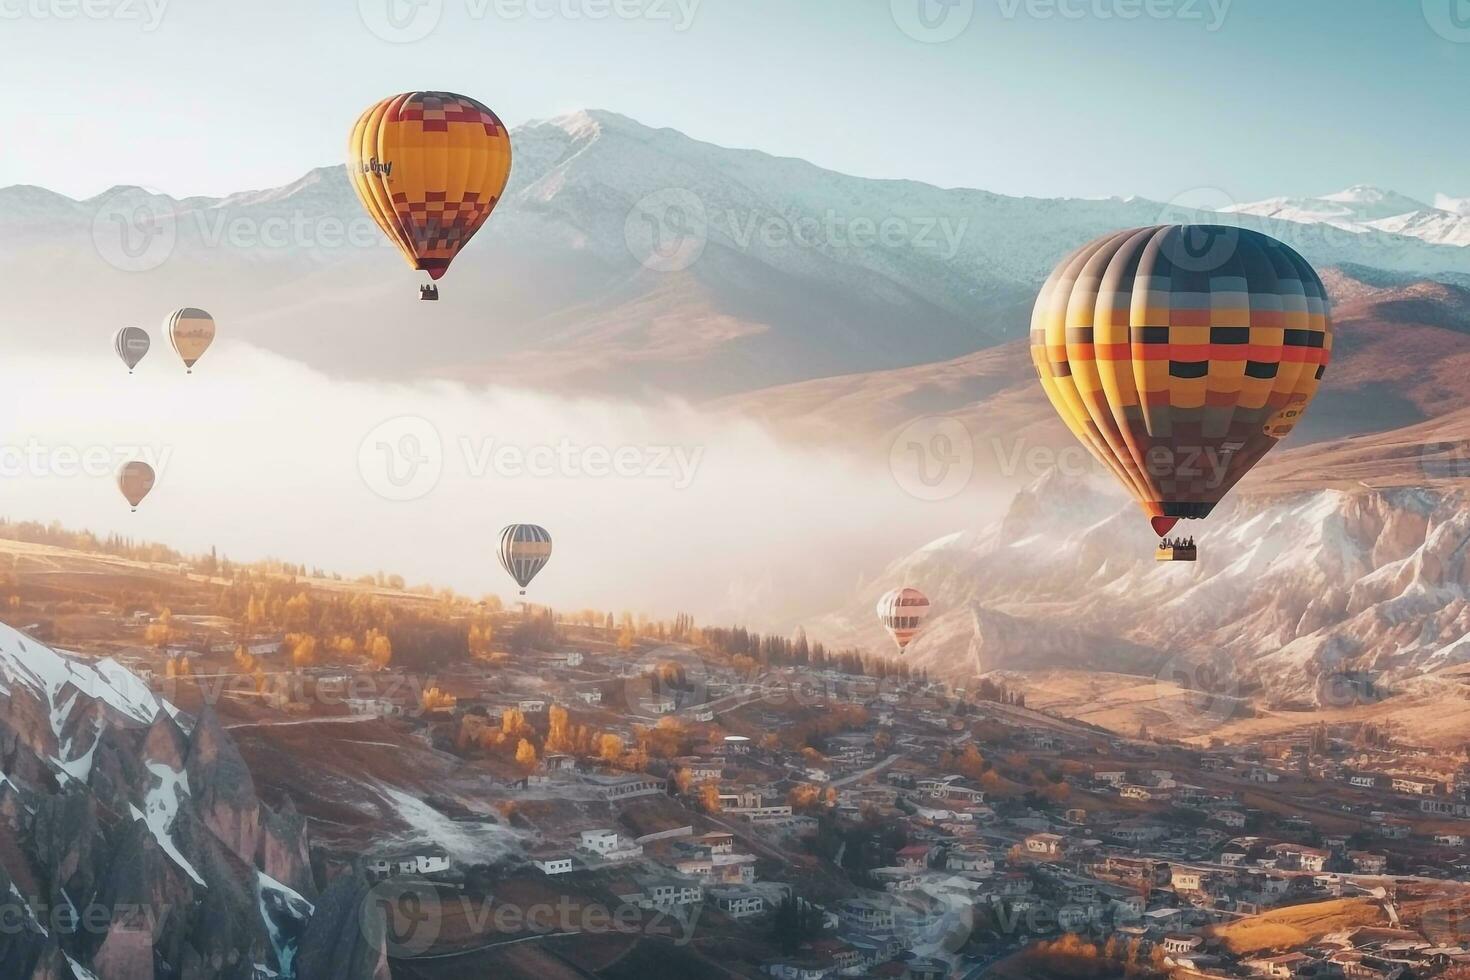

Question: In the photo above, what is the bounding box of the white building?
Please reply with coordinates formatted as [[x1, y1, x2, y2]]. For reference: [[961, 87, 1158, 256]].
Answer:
[[533, 855, 574, 876], [578, 829, 644, 863]]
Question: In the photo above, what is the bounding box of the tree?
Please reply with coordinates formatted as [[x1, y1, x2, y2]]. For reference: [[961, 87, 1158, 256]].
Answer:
[[366, 628, 392, 669], [289, 634, 317, 668], [598, 734, 625, 764], [144, 608, 176, 651], [546, 704, 572, 753], [515, 739, 537, 772]]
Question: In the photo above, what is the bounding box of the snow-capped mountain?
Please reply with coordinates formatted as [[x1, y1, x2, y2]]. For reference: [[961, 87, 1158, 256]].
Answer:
[[815, 434, 1470, 740], [0, 622, 329, 978], [1435, 193, 1470, 217], [4, 110, 1470, 399], [1224, 184, 1470, 247]]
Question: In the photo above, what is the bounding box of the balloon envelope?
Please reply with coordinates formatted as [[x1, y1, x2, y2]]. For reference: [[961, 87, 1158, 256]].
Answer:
[[114, 326, 150, 372], [1030, 225, 1331, 536], [876, 587, 930, 653], [498, 524, 552, 593], [117, 461, 156, 510], [348, 92, 512, 282], [166, 308, 215, 372]]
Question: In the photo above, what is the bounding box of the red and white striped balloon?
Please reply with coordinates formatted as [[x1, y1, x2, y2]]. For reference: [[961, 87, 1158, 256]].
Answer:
[[876, 587, 931, 653]]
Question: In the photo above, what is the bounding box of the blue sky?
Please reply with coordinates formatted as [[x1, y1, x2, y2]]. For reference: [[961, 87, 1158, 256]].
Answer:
[[2, 0, 1466, 203]]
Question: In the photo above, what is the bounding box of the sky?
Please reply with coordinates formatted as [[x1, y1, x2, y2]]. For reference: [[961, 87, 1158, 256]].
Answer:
[[1, 0, 1466, 204]]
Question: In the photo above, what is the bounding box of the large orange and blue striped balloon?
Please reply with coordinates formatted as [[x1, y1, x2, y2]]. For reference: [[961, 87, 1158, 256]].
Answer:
[[1031, 226, 1331, 538], [348, 92, 513, 283]]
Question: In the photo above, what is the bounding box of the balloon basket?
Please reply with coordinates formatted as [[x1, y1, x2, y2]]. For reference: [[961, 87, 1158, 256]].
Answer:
[[419, 285, 440, 301], [1155, 542, 1197, 562]]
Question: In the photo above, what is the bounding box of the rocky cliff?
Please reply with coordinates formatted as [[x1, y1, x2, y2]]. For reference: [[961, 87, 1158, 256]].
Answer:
[[0, 621, 363, 978]]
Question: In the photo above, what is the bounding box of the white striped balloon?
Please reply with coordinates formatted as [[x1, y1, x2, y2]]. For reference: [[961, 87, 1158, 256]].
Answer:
[[876, 587, 931, 653], [114, 326, 150, 373], [498, 524, 552, 595]]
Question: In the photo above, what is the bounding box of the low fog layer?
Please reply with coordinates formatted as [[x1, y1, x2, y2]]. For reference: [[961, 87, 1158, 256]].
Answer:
[[0, 344, 1004, 630]]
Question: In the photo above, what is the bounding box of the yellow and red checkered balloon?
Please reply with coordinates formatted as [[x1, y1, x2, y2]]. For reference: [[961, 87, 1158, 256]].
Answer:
[[1030, 225, 1332, 538], [348, 92, 512, 282]]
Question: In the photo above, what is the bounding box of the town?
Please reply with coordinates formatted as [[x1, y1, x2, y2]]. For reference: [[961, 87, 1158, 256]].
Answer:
[[7, 526, 1470, 979]]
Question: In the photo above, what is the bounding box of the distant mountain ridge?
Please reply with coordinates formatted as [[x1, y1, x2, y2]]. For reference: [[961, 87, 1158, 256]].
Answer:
[[1224, 184, 1470, 247], [3, 110, 1469, 399]]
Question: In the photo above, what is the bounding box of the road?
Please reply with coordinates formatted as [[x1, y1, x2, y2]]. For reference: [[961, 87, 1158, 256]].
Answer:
[[830, 753, 902, 788]]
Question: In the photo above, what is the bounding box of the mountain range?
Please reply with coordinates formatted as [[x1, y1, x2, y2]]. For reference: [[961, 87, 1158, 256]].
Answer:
[[11, 109, 1470, 744], [3, 110, 1469, 402]]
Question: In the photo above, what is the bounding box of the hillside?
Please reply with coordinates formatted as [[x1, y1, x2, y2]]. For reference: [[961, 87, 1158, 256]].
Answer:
[[6, 112, 1470, 400], [719, 270, 1470, 458]]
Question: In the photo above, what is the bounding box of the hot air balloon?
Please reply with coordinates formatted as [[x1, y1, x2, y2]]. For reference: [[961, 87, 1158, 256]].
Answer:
[[117, 461, 156, 512], [498, 524, 551, 596], [166, 308, 215, 373], [1031, 225, 1331, 557], [876, 587, 930, 654], [114, 326, 150, 373], [348, 92, 513, 300]]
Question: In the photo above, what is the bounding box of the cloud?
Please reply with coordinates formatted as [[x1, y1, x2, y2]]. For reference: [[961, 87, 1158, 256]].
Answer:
[[0, 343, 999, 630]]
